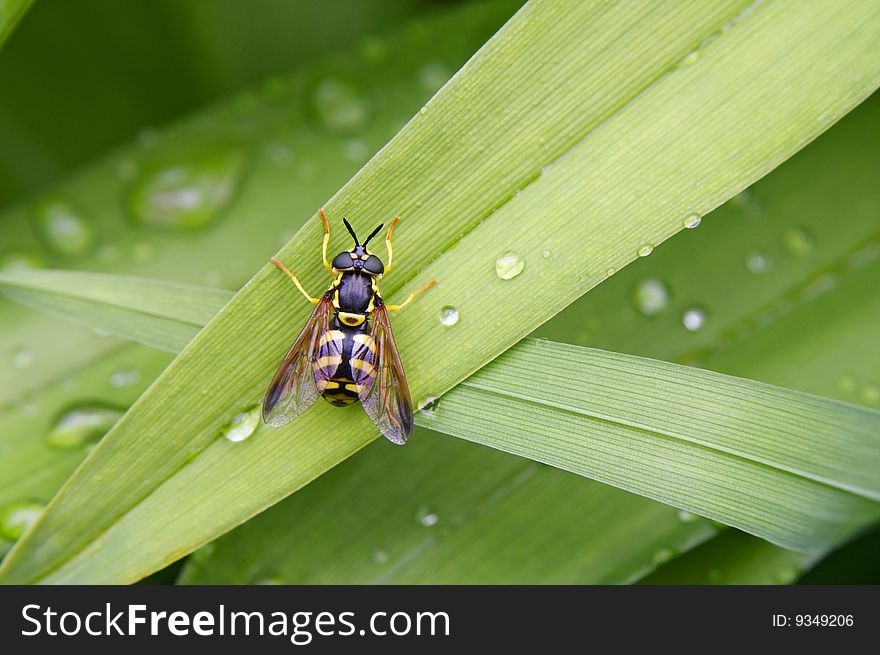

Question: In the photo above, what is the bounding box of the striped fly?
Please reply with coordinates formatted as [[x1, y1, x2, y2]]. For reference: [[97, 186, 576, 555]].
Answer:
[[262, 209, 436, 444]]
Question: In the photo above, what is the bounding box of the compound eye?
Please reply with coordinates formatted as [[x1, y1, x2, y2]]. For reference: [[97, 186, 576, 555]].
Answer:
[[364, 254, 384, 275], [332, 252, 355, 270]]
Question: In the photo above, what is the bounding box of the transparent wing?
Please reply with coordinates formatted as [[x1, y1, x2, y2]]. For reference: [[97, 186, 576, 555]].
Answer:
[[262, 294, 339, 427], [351, 303, 413, 444]]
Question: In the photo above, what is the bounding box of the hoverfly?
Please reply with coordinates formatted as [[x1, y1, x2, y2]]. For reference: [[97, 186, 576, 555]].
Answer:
[[262, 208, 437, 444]]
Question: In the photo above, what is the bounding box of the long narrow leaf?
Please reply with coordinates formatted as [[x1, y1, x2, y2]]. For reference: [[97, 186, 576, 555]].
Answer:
[[4, 266, 879, 550], [3, 0, 880, 583], [0, 270, 232, 352]]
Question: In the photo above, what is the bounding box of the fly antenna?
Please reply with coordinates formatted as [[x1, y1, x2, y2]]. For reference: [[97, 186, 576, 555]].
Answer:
[[362, 223, 384, 247], [342, 218, 359, 244]]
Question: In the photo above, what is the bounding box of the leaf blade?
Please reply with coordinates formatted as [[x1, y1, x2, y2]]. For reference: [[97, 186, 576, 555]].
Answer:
[[4, 0, 880, 583]]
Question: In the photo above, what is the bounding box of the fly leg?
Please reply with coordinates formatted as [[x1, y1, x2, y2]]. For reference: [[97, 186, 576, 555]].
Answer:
[[386, 278, 438, 311], [269, 257, 320, 304]]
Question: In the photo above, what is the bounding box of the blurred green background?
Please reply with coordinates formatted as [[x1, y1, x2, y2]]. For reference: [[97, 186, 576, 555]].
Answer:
[[1, 0, 877, 584]]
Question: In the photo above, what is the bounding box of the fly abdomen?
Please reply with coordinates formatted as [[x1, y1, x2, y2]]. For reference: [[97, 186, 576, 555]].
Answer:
[[321, 319, 369, 407]]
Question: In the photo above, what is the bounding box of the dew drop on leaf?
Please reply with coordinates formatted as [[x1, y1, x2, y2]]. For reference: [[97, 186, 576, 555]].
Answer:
[[344, 138, 370, 163], [678, 50, 700, 67], [0, 500, 44, 541], [415, 506, 439, 527], [109, 367, 141, 389], [31, 197, 95, 256], [418, 396, 440, 416], [495, 252, 525, 280], [309, 76, 370, 132], [222, 406, 261, 443], [128, 150, 246, 231], [633, 278, 670, 317], [861, 383, 880, 406], [637, 243, 654, 257], [782, 226, 815, 257], [836, 373, 857, 394], [682, 307, 708, 332], [46, 404, 123, 450], [418, 61, 451, 92], [439, 305, 459, 326], [746, 251, 772, 274], [683, 213, 702, 229], [10, 345, 32, 369], [0, 251, 44, 273]]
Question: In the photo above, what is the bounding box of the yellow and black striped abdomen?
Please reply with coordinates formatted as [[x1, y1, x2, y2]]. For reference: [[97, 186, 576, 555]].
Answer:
[[319, 320, 373, 407]]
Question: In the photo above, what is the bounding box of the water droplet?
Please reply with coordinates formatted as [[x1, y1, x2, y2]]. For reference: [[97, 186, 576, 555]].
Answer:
[[130, 240, 156, 262], [10, 345, 32, 369], [109, 367, 141, 389], [46, 404, 123, 450], [31, 198, 95, 256], [677, 509, 698, 523], [782, 227, 814, 257], [495, 252, 525, 280], [344, 138, 370, 163], [128, 150, 246, 230], [637, 243, 654, 257], [632, 279, 670, 317], [542, 250, 551, 258], [0, 251, 44, 272], [439, 305, 459, 326], [222, 406, 261, 443], [861, 383, 880, 406], [746, 251, 772, 274], [683, 213, 702, 229], [415, 506, 438, 527], [419, 61, 451, 92], [837, 374, 857, 394], [419, 106, 428, 116], [418, 396, 439, 415], [0, 500, 44, 541], [652, 548, 674, 565], [605, 267, 616, 277], [682, 307, 707, 332], [309, 76, 370, 132], [678, 50, 700, 67], [372, 548, 390, 565]]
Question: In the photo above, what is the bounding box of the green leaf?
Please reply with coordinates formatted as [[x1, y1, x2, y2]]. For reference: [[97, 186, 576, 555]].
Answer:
[[5, 265, 880, 551], [3, 0, 880, 584], [639, 530, 819, 585], [0, 269, 233, 353], [179, 436, 719, 584], [187, 92, 880, 584], [0, 0, 31, 49]]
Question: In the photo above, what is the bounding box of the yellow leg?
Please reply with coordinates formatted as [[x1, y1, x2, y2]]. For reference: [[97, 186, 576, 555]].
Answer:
[[270, 257, 320, 304], [386, 278, 438, 311], [319, 207, 332, 275], [384, 215, 400, 274]]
